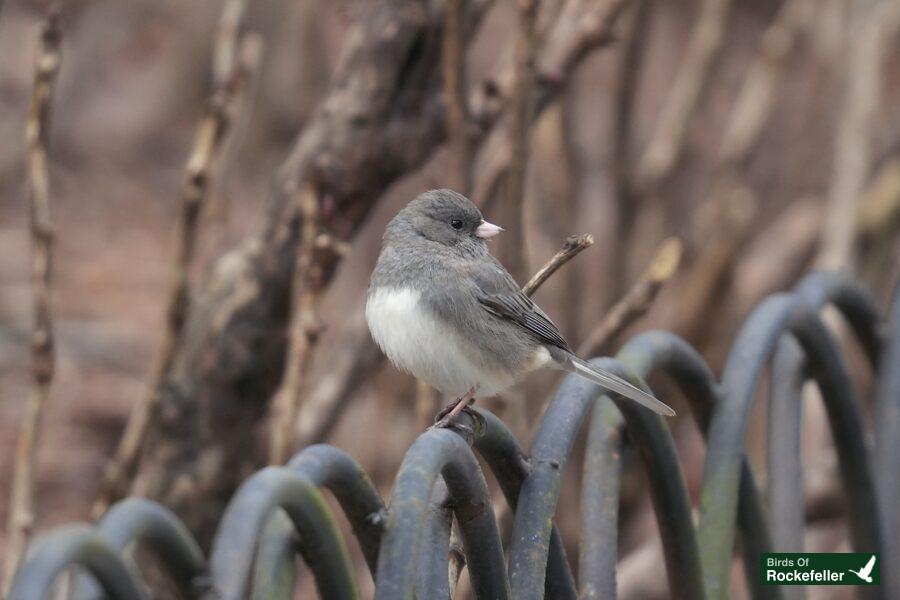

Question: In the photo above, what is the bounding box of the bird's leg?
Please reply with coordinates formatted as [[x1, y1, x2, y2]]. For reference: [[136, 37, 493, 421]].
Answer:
[[432, 387, 476, 429]]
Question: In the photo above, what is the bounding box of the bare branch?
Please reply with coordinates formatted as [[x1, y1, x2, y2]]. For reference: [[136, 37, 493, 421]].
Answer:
[[499, 0, 539, 283], [443, 0, 471, 193], [610, 0, 652, 299], [213, 0, 248, 88], [269, 182, 328, 464], [203, 2, 260, 245], [94, 20, 258, 515], [611, 0, 651, 199], [633, 0, 734, 194], [522, 233, 594, 297], [858, 156, 900, 240], [718, 0, 814, 168], [468, 0, 629, 130], [733, 198, 823, 314], [578, 237, 682, 357], [472, 0, 629, 210], [2, 12, 61, 594], [819, 0, 900, 270], [667, 0, 813, 341], [676, 185, 757, 343], [131, 0, 498, 541], [296, 332, 384, 447]]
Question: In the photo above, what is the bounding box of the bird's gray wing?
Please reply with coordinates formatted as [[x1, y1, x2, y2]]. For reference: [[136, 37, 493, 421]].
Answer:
[[466, 258, 573, 352], [464, 256, 676, 416]]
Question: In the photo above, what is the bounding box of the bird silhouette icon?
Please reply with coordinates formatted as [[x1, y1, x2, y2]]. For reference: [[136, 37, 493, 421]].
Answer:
[[848, 555, 876, 583]]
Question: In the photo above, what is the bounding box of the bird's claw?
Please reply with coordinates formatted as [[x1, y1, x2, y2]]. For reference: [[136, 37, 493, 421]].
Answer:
[[433, 404, 457, 426], [431, 401, 484, 434]]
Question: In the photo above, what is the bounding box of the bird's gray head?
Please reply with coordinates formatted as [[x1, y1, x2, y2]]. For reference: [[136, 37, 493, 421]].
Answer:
[[389, 189, 502, 253]]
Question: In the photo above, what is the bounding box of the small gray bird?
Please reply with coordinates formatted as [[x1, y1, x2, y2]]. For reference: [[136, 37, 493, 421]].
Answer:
[[366, 189, 675, 425]]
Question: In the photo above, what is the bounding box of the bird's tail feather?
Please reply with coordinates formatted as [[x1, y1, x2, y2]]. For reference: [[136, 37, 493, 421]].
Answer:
[[565, 355, 675, 416]]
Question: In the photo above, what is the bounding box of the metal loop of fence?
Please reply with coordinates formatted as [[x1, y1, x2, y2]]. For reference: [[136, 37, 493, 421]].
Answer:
[[9, 525, 148, 600], [8, 270, 898, 600], [72, 498, 206, 600], [208, 466, 358, 599], [375, 426, 509, 600]]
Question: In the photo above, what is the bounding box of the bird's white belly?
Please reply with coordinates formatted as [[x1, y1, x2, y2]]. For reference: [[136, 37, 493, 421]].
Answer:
[[366, 286, 516, 397]]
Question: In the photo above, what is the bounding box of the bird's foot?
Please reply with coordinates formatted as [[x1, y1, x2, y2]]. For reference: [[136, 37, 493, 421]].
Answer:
[[432, 403, 485, 436], [432, 390, 478, 430]]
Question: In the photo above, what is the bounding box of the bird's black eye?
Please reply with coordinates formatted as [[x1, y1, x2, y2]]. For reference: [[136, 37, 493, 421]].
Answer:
[[450, 219, 463, 230]]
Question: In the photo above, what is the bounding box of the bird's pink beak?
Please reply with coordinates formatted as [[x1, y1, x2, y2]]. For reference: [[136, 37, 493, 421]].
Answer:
[[476, 220, 503, 239]]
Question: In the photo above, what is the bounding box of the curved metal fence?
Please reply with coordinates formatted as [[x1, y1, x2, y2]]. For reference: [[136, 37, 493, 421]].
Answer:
[[9, 271, 899, 599]]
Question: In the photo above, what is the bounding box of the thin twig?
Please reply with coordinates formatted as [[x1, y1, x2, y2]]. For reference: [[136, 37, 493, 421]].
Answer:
[[296, 331, 384, 447], [213, 0, 248, 88], [718, 0, 814, 169], [577, 237, 682, 357], [501, 0, 539, 284], [610, 0, 653, 300], [206, 29, 265, 251], [443, 0, 471, 194], [856, 152, 900, 288], [733, 198, 822, 314], [471, 0, 629, 211], [670, 0, 811, 343], [2, 12, 61, 594], [611, 0, 651, 199], [509, 232, 592, 430], [818, 0, 899, 270], [522, 233, 594, 296], [493, 234, 680, 536], [94, 24, 257, 515], [859, 156, 900, 239], [676, 185, 757, 344], [269, 182, 328, 464], [468, 0, 628, 133], [633, 0, 734, 195]]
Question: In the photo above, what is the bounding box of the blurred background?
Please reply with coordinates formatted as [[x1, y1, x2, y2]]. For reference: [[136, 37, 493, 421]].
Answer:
[[1, 0, 899, 597]]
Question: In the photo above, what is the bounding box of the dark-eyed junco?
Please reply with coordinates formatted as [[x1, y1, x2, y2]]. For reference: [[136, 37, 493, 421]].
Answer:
[[366, 189, 675, 426]]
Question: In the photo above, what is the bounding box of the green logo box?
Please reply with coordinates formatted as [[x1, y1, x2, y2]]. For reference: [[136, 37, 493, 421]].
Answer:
[[761, 553, 880, 586]]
